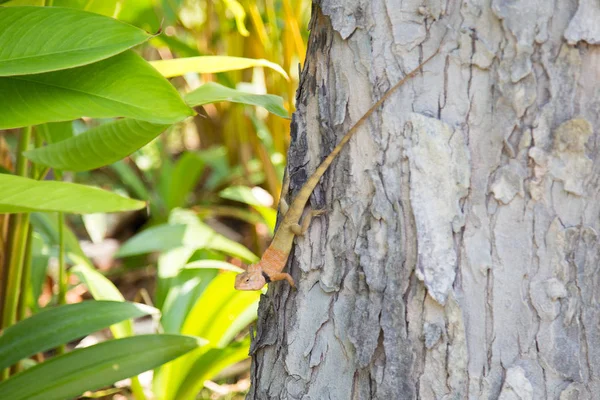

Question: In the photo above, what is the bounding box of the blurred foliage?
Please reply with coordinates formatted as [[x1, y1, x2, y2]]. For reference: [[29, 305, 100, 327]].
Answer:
[[0, 0, 311, 399]]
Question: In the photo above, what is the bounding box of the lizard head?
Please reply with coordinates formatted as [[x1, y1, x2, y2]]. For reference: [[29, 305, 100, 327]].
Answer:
[[234, 264, 267, 290]]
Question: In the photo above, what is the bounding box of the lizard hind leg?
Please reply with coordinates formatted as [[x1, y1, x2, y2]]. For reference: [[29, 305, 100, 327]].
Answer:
[[290, 209, 326, 236]]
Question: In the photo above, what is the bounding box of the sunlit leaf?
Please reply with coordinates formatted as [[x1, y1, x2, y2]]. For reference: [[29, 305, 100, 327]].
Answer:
[[0, 334, 202, 400], [175, 339, 251, 400], [220, 185, 277, 232], [0, 174, 145, 213], [0, 7, 151, 76], [184, 82, 289, 119], [70, 259, 135, 339], [183, 260, 244, 273], [116, 222, 257, 263], [0, 51, 194, 129], [25, 119, 170, 171], [161, 268, 218, 334], [182, 272, 259, 344], [222, 0, 249, 36], [0, 301, 157, 371], [150, 56, 288, 79]]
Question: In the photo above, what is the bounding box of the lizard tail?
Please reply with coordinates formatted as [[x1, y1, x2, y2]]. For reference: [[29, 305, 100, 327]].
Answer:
[[288, 49, 440, 213]]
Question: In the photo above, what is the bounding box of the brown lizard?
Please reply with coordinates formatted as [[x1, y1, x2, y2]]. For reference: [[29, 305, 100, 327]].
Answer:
[[235, 50, 439, 290]]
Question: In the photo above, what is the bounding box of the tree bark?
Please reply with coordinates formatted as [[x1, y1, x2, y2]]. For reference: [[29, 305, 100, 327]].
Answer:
[[248, 1, 600, 399]]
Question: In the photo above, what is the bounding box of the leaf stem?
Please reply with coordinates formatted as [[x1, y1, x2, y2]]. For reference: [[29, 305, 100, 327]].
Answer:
[[1, 126, 32, 380]]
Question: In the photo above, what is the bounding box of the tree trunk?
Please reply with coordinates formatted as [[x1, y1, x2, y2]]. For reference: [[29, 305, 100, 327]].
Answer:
[[248, 1, 600, 399]]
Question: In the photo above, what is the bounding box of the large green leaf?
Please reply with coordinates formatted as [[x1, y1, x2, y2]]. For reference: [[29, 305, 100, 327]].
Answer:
[[150, 56, 288, 79], [184, 82, 289, 118], [156, 272, 258, 400], [0, 301, 157, 371], [161, 268, 218, 334], [0, 174, 145, 213], [175, 339, 251, 400], [0, 334, 202, 400], [0, 51, 194, 129], [0, 7, 151, 76], [25, 119, 170, 171], [182, 273, 259, 344]]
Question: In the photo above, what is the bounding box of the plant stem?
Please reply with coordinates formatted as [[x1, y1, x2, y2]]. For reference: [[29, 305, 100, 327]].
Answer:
[[56, 211, 67, 355], [1, 126, 32, 380], [131, 377, 147, 400], [17, 228, 34, 322]]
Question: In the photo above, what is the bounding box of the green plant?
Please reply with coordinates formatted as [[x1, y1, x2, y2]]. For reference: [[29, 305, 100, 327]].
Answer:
[[0, 3, 290, 398]]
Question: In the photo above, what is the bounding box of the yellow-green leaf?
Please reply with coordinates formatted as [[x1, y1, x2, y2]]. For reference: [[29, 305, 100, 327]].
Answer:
[[150, 56, 288, 79]]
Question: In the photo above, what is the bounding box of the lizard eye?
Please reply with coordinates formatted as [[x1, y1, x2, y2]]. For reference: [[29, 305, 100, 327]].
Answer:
[[245, 278, 250, 282]]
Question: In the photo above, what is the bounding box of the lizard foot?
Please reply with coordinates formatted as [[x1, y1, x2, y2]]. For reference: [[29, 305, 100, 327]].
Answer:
[[290, 209, 327, 236]]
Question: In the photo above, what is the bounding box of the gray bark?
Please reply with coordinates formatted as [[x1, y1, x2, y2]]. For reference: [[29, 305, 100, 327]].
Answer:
[[248, 1, 600, 399]]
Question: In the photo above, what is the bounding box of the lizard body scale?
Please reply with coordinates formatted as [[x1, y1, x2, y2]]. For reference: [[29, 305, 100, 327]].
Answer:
[[235, 50, 438, 290]]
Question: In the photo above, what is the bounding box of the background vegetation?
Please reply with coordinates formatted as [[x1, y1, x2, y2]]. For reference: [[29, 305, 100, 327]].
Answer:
[[0, 0, 310, 398]]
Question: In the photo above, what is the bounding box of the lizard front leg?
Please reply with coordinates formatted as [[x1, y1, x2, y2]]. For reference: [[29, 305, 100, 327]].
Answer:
[[290, 209, 326, 236], [268, 271, 296, 287]]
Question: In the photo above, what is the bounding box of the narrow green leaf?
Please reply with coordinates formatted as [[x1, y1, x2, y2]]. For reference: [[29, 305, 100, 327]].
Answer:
[[150, 56, 288, 79], [25, 119, 170, 171], [0, 334, 202, 400], [184, 82, 289, 118], [165, 152, 205, 211], [0, 301, 157, 371], [223, 0, 249, 36], [0, 174, 145, 213], [0, 7, 152, 76], [30, 212, 87, 259], [70, 259, 134, 339], [0, 51, 194, 129], [183, 260, 244, 273]]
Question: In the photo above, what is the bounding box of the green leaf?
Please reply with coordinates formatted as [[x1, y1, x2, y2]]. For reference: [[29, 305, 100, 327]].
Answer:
[[161, 268, 218, 334], [30, 212, 87, 259], [0, 334, 202, 400], [175, 339, 251, 400], [184, 82, 289, 118], [25, 119, 170, 171], [0, 7, 152, 76], [165, 152, 205, 211], [109, 160, 150, 201], [150, 56, 288, 79], [0, 174, 145, 214], [183, 260, 244, 273], [219, 185, 277, 232], [70, 259, 135, 339], [117, 221, 257, 262], [155, 272, 258, 400], [222, 0, 249, 36], [51, 0, 121, 17], [37, 121, 73, 144], [182, 272, 259, 344], [0, 301, 157, 371], [0, 51, 194, 129]]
